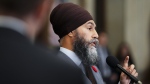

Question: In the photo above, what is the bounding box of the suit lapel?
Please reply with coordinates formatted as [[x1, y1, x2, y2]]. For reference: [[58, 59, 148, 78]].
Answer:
[[57, 51, 79, 68], [57, 51, 92, 84]]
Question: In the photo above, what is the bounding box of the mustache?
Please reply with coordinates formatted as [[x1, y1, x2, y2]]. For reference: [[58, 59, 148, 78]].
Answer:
[[88, 39, 99, 46]]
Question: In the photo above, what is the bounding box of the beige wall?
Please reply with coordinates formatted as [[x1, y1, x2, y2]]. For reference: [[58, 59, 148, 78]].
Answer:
[[66, 0, 95, 20], [66, 0, 79, 4], [124, 0, 150, 72], [105, 0, 124, 55], [84, 0, 95, 20]]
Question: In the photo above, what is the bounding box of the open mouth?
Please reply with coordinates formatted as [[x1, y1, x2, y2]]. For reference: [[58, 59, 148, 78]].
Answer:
[[90, 42, 96, 47]]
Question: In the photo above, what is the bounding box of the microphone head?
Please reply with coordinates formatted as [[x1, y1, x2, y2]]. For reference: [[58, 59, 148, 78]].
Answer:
[[106, 56, 120, 69]]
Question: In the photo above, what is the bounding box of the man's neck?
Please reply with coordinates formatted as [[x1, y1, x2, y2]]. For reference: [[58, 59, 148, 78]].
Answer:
[[60, 38, 74, 51]]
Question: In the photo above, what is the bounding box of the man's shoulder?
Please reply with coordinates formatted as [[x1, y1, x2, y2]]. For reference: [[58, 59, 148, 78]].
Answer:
[[57, 51, 76, 64]]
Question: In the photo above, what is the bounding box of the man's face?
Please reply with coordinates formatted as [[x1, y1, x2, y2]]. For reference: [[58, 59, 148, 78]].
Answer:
[[73, 20, 99, 65]]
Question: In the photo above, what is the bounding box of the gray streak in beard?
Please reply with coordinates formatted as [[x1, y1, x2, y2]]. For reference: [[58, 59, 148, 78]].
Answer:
[[73, 35, 99, 66]]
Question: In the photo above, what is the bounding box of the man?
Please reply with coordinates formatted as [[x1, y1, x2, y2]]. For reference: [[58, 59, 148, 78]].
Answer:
[[0, 0, 84, 84], [97, 31, 117, 84], [50, 3, 138, 84]]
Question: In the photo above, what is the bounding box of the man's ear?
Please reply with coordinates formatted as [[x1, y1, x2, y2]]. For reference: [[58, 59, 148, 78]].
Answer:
[[68, 31, 76, 37]]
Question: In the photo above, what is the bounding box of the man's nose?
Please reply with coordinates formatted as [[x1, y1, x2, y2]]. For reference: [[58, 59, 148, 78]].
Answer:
[[92, 30, 98, 39]]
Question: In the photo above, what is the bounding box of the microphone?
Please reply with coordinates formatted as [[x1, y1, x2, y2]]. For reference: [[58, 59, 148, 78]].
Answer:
[[106, 56, 142, 84]]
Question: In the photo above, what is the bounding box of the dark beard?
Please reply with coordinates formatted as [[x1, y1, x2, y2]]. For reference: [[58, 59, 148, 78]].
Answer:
[[73, 34, 99, 66]]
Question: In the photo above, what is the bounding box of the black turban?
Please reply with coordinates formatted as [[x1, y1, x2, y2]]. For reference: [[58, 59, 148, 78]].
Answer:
[[50, 3, 93, 39]]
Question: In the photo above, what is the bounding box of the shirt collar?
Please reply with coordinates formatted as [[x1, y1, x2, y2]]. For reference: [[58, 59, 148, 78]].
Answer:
[[0, 16, 33, 42], [60, 47, 81, 66]]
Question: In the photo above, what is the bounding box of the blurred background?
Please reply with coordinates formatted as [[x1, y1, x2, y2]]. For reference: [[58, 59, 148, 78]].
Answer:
[[48, 0, 150, 81]]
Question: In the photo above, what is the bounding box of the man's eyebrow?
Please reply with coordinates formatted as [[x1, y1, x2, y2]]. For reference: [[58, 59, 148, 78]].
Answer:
[[87, 22, 96, 27]]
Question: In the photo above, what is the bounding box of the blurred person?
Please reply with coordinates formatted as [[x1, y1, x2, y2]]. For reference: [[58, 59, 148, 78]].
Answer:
[[97, 31, 111, 77], [115, 42, 136, 83], [0, 0, 85, 84], [97, 31, 119, 84], [35, 20, 50, 46], [116, 42, 135, 66], [50, 3, 138, 84], [98, 31, 108, 47]]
